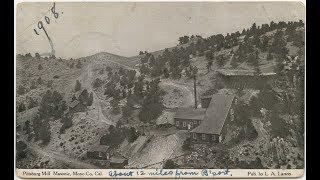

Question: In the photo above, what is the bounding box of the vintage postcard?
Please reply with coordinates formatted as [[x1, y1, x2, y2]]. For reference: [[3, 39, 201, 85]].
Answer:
[[15, 1, 305, 179]]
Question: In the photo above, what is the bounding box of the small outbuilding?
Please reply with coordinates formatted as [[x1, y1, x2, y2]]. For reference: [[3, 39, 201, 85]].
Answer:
[[86, 143, 110, 160], [109, 156, 128, 168]]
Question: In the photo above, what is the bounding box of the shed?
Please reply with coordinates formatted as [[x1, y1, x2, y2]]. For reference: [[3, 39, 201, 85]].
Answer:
[[87, 143, 110, 160], [109, 156, 128, 168], [217, 68, 276, 89]]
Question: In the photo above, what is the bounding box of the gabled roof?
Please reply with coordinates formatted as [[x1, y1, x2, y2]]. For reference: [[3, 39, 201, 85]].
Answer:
[[218, 88, 259, 105], [69, 100, 80, 108], [110, 156, 127, 163], [191, 91, 235, 134], [174, 107, 206, 120]]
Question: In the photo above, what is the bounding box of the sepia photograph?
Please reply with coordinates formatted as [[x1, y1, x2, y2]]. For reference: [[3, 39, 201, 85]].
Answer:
[[15, 1, 305, 175]]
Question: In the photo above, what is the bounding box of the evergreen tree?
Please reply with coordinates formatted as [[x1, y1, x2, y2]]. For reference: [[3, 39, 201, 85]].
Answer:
[[38, 64, 43, 70], [163, 160, 179, 169], [37, 77, 43, 85], [17, 85, 27, 95], [35, 53, 41, 59], [205, 50, 214, 72], [139, 78, 164, 123], [270, 30, 288, 57], [88, 92, 94, 106], [28, 98, 38, 109], [60, 112, 73, 134], [76, 60, 82, 69], [30, 80, 37, 90], [75, 80, 81, 92], [163, 68, 170, 78], [17, 102, 26, 112], [110, 97, 120, 115], [79, 89, 89, 106]]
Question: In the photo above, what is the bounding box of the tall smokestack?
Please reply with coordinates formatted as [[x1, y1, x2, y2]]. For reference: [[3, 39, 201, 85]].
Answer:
[[194, 74, 197, 109]]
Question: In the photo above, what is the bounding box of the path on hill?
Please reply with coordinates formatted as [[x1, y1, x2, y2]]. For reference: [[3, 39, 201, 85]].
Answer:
[[29, 146, 98, 169], [82, 63, 115, 125]]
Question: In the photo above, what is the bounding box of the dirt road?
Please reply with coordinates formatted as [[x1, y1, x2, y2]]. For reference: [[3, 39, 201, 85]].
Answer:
[[29, 146, 98, 169]]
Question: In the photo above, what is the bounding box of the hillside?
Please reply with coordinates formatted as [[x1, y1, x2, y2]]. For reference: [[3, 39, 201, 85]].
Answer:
[[16, 20, 305, 170]]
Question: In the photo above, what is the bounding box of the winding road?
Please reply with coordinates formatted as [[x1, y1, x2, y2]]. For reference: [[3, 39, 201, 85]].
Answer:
[[29, 146, 98, 169]]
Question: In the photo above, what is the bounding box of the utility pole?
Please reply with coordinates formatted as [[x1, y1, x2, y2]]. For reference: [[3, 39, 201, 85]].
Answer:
[[193, 74, 197, 109]]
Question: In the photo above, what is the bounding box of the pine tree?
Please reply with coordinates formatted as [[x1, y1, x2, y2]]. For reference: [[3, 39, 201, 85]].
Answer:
[[17, 102, 26, 112], [122, 95, 134, 120], [75, 80, 81, 92]]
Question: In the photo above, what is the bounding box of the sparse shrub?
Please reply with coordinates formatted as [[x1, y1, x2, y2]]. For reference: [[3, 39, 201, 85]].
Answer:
[[46, 80, 53, 88], [93, 78, 103, 88], [76, 61, 82, 69], [163, 159, 179, 169], [70, 62, 74, 68], [38, 64, 43, 70], [30, 80, 37, 90], [182, 138, 192, 151], [17, 85, 27, 95], [28, 98, 38, 109], [127, 127, 139, 143], [98, 69, 104, 75], [17, 102, 26, 112], [37, 77, 43, 85]]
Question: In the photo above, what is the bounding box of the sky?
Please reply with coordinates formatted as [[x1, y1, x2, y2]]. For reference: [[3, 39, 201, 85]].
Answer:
[[16, 2, 305, 58]]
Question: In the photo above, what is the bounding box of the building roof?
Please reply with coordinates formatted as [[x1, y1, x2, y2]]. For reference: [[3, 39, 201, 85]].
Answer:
[[191, 91, 235, 134], [217, 68, 276, 76], [217, 88, 259, 105], [69, 100, 80, 108], [174, 107, 206, 120], [110, 156, 127, 163], [201, 88, 218, 99]]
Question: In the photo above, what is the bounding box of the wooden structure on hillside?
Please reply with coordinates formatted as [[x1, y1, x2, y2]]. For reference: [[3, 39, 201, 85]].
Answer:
[[217, 69, 276, 90], [109, 156, 128, 168], [174, 108, 206, 130]]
